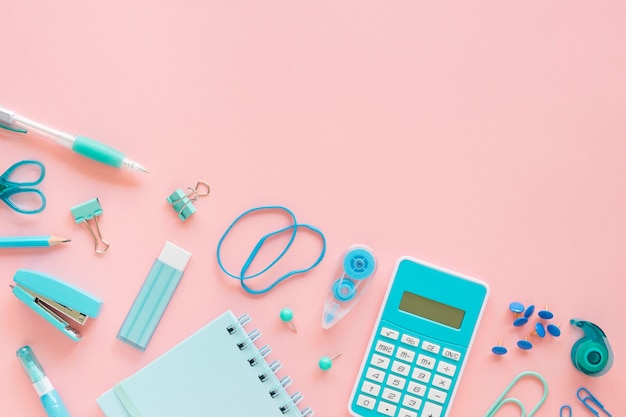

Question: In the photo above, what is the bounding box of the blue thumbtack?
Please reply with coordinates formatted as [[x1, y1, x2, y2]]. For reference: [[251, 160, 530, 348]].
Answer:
[[166, 181, 210, 221], [513, 317, 529, 327], [538, 306, 554, 320], [71, 198, 110, 254], [509, 301, 525, 316], [517, 338, 533, 350], [279, 308, 298, 333], [524, 304, 535, 319], [547, 323, 561, 337], [491, 341, 508, 355], [533, 322, 546, 338]]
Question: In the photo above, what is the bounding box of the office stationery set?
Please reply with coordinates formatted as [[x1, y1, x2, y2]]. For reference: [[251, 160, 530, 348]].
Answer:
[[3, 105, 616, 417]]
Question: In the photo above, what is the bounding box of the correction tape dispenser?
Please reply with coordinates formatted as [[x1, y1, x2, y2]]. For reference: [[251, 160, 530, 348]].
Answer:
[[570, 319, 614, 377], [322, 245, 377, 330]]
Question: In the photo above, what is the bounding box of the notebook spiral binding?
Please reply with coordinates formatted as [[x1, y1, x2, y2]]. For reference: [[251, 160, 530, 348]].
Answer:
[[228, 313, 314, 417]]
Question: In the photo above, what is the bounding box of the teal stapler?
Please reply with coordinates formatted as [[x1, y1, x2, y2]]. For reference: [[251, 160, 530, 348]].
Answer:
[[10, 269, 103, 341]]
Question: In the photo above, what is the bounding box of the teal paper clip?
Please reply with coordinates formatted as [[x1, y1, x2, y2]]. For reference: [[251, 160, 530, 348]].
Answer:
[[10, 269, 103, 341], [483, 371, 548, 417], [71, 197, 110, 254], [166, 181, 210, 221]]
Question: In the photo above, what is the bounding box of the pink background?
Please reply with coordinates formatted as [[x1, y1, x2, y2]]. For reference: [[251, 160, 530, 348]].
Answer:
[[1, 1, 625, 415]]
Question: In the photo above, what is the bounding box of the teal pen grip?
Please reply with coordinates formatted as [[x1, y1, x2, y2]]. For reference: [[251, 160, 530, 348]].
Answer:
[[72, 135, 124, 168]]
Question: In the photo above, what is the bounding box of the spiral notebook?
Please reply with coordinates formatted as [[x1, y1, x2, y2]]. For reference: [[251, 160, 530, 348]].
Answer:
[[97, 309, 313, 417]]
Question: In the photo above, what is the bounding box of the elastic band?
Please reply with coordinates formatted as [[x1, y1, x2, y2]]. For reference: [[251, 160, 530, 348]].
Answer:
[[216, 206, 326, 294]]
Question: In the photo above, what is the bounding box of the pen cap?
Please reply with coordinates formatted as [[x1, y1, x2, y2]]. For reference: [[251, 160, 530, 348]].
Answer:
[[16, 345, 46, 384]]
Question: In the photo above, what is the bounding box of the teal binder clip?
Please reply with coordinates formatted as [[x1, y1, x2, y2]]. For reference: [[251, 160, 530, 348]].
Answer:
[[10, 269, 103, 341], [166, 181, 210, 221], [71, 197, 110, 254]]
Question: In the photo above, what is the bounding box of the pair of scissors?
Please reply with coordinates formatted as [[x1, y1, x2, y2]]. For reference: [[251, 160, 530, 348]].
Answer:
[[0, 160, 46, 214]]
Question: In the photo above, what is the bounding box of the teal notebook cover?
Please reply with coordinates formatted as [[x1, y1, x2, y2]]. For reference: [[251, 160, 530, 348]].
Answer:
[[97, 310, 312, 417]]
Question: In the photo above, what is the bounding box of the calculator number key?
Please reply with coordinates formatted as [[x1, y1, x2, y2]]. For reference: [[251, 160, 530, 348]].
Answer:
[[391, 360, 410, 376], [370, 354, 391, 369], [381, 387, 402, 403], [411, 368, 431, 383], [356, 394, 376, 410], [386, 374, 406, 390], [361, 381, 381, 396], [365, 367, 386, 383], [407, 381, 427, 397], [402, 395, 422, 410]]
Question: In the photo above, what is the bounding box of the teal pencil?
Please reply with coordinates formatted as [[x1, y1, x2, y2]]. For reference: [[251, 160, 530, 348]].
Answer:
[[0, 236, 71, 248]]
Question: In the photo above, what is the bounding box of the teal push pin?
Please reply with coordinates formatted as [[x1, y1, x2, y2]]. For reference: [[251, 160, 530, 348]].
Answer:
[[279, 308, 298, 333], [318, 353, 342, 371]]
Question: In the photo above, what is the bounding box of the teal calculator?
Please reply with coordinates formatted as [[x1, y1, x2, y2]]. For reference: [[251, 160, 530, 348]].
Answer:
[[348, 257, 489, 417]]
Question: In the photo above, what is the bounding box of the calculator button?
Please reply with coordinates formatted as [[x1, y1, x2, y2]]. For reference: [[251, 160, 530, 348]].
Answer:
[[401, 334, 419, 347], [398, 408, 417, 417], [416, 354, 436, 370], [380, 327, 400, 340], [386, 374, 406, 390], [356, 394, 376, 410], [442, 348, 461, 361], [375, 340, 395, 356], [427, 388, 448, 404], [401, 395, 422, 410], [422, 401, 443, 417], [366, 367, 386, 383], [391, 360, 410, 376], [436, 361, 457, 377], [407, 381, 427, 397], [432, 375, 452, 391], [371, 354, 391, 369], [395, 347, 415, 363], [361, 381, 381, 396], [381, 387, 402, 403], [421, 341, 441, 354], [411, 368, 431, 383], [376, 401, 397, 416]]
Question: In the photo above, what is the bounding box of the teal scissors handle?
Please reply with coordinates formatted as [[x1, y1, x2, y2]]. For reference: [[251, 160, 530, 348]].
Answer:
[[0, 160, 46, 214]]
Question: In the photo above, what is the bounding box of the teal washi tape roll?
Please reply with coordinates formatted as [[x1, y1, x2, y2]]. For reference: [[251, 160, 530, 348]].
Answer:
[[117, 241, 192, 351]]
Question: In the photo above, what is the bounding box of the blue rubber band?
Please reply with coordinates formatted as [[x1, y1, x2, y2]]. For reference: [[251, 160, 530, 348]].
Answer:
[[216, 205, 326, 294]]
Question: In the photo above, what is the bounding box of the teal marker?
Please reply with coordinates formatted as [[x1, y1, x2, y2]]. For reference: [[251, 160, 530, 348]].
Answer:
[[0, 105, 148, 172]]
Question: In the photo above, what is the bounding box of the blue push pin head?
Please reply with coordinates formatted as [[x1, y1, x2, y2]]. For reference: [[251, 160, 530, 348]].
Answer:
[[517, 338, 533, 350], [538, 306, 554, 320], [318, 353, 342, 371], [547, 323, 561, 337], [491, 340, 508, 356], [513, 317, 529, 327], [509, 301, 525, 316], [523, 304, 535, 319], [279, 308, 298, 333], [533, 322, 546, 338]]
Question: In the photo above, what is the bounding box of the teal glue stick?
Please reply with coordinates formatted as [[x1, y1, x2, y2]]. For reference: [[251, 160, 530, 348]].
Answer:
[[117, 241, 192, 351]]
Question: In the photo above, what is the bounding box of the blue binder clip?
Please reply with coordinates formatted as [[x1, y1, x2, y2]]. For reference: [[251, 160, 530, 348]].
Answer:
[[71, 197, 110, 254], [166, 181, 210, 221], [10, 269, 103, 341]]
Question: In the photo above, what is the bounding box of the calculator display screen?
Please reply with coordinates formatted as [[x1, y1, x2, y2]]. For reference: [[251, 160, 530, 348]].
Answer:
[[399, 291, 465, 329]]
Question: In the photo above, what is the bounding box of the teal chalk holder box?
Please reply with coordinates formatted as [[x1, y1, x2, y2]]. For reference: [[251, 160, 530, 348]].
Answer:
[[117, 241, 192, 351], [166, 181, 210, 221]]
